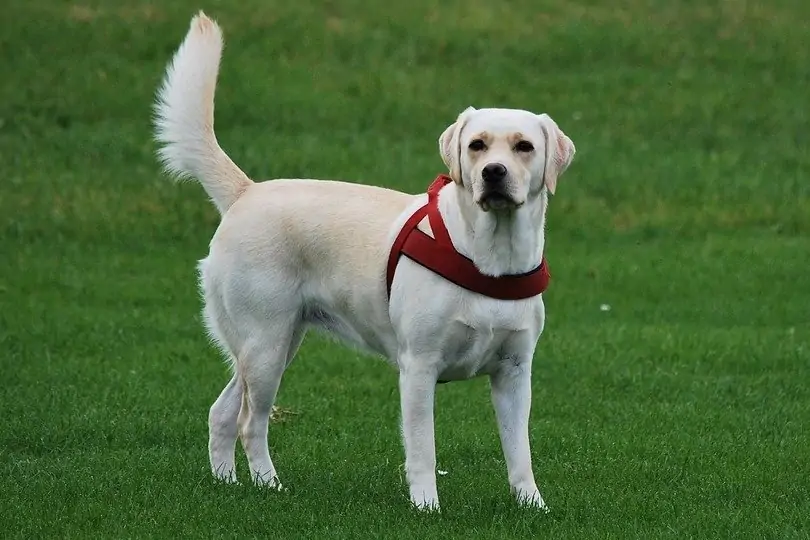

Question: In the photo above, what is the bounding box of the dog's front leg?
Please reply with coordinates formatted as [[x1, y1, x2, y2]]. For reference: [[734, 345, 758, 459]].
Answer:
[[398, 362, 440, 511], [490, 359, 548, 511]]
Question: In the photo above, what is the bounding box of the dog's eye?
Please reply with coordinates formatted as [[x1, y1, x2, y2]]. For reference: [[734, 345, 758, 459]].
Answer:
[[514, 140, 535, 153], [468, 139, 486, 152]]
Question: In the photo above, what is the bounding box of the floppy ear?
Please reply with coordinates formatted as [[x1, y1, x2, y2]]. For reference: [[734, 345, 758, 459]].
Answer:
[[538, 114, 576, 195], [438, 106, 476, 184]]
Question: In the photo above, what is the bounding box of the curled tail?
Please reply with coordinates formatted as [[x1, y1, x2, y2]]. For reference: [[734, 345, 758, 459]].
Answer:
[[153, 12, 252, 215]]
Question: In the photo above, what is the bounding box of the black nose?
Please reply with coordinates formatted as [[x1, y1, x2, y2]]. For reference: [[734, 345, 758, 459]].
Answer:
[[482, 163, 508, 183]]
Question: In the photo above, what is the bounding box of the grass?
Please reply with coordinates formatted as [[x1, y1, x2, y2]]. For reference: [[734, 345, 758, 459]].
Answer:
[[1, 0, 809, 537]]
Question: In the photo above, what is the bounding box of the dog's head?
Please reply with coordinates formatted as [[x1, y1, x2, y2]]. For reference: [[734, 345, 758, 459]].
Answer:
[[439, 107, 575, 212]]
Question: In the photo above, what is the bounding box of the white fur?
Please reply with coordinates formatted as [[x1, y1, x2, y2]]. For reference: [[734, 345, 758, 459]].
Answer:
[[153, 12, 576, 511]]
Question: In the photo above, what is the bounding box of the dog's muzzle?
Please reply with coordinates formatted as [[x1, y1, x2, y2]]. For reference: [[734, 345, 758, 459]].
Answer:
[[478, 163, 520, 211]]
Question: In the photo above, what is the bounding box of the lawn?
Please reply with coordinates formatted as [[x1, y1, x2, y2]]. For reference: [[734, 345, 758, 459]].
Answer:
[[1, 0, 809, 537]]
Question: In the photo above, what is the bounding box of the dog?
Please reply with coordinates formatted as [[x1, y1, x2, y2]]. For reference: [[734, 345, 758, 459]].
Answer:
[[153, 12, 575, 512]]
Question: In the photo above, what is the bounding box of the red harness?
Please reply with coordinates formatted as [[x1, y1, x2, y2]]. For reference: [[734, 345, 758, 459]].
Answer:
[[386, 175, 550, 300]]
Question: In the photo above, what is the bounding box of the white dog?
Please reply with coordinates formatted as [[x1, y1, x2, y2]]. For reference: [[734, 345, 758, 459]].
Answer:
[[153, 12, 575, 512]]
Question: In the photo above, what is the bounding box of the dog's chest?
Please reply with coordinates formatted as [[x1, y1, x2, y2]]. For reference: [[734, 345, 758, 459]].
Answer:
[[437, 303, 542, 382]]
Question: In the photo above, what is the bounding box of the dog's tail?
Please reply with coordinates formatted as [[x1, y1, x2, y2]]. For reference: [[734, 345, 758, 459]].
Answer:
[[153, 12, 252, 215]]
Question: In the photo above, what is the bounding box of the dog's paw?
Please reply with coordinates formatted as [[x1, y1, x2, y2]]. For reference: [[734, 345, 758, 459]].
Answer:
[[513, 485, 549, 513], [252, 472, 284, 491], [211, 464, 238, 484], [212, 473, 240, 486], [410, 486, 441, 513]]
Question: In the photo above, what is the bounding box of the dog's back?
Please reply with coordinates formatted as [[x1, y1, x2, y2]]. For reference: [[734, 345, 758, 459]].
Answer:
[[204, 177, 414, 358]]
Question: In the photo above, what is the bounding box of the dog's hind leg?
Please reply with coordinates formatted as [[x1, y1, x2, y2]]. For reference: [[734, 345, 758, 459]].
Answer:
[[236, 315, 301, 489], [208, 370, 242, 482], [203, 290, 243, 483]]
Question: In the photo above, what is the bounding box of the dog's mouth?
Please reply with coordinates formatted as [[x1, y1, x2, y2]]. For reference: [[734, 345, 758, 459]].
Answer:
[[478, 192, 522, 212]]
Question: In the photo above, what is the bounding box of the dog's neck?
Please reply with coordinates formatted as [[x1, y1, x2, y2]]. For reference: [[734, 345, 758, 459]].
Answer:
[[438, 184, 547, 277]]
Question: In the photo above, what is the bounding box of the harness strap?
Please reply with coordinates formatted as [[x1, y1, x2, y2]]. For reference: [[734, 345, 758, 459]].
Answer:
[[386, 175, 550, 300]]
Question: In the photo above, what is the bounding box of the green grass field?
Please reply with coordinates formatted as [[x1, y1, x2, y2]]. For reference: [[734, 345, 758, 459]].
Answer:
[[2, 0, 809, 537]]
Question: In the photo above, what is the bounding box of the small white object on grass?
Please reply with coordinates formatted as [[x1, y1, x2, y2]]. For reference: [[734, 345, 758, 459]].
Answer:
[[600, 304, 611, 312]]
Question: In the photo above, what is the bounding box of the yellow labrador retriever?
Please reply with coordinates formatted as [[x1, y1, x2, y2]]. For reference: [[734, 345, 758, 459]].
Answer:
[[154, 12, 575, 512]]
